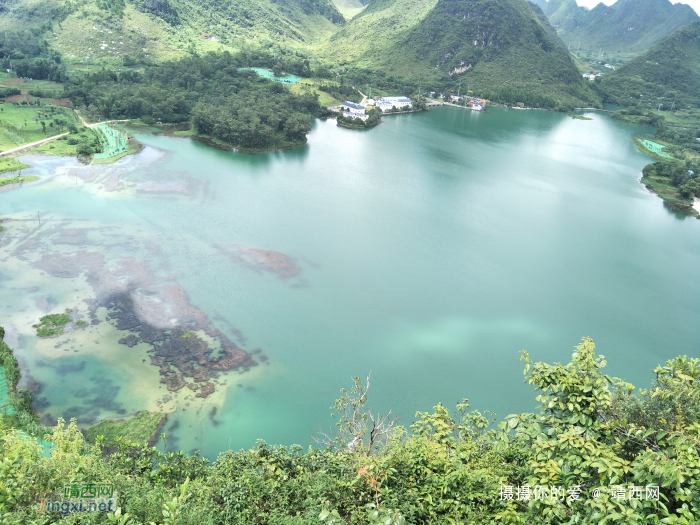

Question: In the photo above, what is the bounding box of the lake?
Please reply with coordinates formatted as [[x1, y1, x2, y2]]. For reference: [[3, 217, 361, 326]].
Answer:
[[1, 107, 699, 460]]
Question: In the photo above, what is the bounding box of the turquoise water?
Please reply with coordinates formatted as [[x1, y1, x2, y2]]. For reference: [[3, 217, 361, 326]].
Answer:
[[1, 107, 699, 460]]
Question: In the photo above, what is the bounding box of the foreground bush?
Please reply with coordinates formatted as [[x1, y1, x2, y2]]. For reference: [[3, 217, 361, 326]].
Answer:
[[2, 332, 699, 524]]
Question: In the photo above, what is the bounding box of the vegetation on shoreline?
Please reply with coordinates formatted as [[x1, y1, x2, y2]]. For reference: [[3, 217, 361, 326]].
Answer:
[[0, 173, 36, 186], [336, 109, 381, 129], [606, 110, 700, 217], [3, 326, 700, 524], [595, 20, 700, 218], [64, 52, 325, 150]]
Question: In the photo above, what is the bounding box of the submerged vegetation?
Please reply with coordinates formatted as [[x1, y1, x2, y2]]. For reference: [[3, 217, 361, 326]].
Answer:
[[85, 411, 166, 448], [32, 310, 72, 338], [3, 328, 700, 524]]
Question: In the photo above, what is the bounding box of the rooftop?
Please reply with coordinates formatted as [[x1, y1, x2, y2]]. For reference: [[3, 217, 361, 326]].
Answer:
[[379, 97, 412, 103]]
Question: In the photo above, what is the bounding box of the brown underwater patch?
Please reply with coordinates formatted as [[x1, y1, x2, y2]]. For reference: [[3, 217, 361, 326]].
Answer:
[[214, 245, 308, 286]]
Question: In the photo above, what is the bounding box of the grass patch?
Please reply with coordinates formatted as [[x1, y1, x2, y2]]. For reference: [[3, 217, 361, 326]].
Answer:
[[33, 311, 72, 338], [0, 157, 30, 175], [86, 411, 166, 447], [34, 137, 78, 156], [0, 174, 39, 187], [75, 320, 87, 327], [290, 78, 342, 107]]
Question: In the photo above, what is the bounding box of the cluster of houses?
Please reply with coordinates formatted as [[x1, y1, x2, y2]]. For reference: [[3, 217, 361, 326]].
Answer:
[[333, 96, 413, 120], [448, 95, 486, 111], [582, 72, 605, 81]]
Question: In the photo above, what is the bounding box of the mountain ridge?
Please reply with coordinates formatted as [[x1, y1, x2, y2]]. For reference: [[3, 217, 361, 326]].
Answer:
[[543, 0, 699, 54], [597, 19, 700, 109], [321, 0, 600, 107]]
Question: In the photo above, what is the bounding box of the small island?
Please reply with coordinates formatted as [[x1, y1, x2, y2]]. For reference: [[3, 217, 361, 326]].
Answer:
[[332, 96, 425, 130]]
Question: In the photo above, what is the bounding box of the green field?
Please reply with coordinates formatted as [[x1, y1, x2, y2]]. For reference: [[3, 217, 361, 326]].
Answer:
[[290, 78, 342, 106], [33, 136, 78, 156], [0, 104, 79, 152]]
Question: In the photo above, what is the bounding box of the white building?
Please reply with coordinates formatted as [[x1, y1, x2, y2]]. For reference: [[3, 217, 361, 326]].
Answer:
[[342, 101, 366, 115], [377, 97, 412, 111]]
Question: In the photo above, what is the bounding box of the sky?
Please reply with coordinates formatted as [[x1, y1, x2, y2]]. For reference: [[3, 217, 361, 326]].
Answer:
[[574, 0, 700, 15]]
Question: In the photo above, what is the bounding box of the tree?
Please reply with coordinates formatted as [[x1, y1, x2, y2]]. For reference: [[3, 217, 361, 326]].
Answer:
[[314, 373, 396, 454], [283, 114, 311, 142]]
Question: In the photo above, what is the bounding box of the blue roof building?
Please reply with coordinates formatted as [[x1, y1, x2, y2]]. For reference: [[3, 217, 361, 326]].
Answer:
[[342, 101, 365, 110]]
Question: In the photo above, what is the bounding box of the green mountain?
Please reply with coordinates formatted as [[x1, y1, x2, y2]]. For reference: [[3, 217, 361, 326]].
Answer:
[[321, 0, 600, 107], [543, 0, 699, 54], [597, 20, 700, 109], [0, 0, 346, 61]]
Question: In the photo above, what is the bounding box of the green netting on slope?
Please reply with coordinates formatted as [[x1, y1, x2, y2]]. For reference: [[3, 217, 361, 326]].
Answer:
[[93, 124, 129, 159], [0, 366, 52, 456], [639, 139, 673, 158], [0, 367, 15, 416], [17, 430, 53, 457], [238, 67, 301, 84]]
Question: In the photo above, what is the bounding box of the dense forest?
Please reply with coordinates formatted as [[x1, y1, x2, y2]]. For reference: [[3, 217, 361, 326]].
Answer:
[[0, 28, 67, 82], [64, 52, 327, 149], [3, 328, 700, 524]]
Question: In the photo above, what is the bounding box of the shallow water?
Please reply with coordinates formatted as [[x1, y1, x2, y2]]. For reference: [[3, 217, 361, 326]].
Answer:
[[1, 107, 699, 460]]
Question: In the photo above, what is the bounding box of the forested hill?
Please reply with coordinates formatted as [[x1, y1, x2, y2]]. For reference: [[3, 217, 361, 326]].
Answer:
[[597, 20, 700, 109], [543, 0, 699, 54], [0, 0, 345, 60], [323, 0, 600, 108]]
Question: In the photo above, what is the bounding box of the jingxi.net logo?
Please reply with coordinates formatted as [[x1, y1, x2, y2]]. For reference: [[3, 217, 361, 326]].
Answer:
[[36, 482, 118, 515]]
